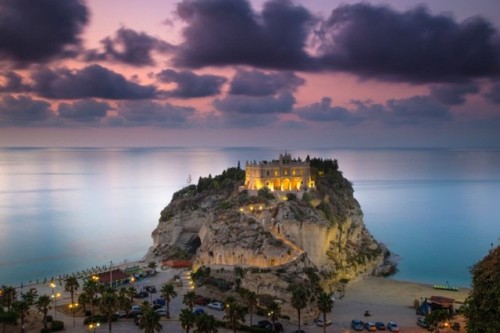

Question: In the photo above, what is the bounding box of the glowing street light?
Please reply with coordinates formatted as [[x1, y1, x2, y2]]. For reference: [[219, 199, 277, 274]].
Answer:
[[88, 322, 100, 333], [51, 292, 61, 317], [68, 302, 79, 327]]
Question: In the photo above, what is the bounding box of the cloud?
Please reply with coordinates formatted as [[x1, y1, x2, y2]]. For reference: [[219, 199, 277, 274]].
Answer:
[[57, 99, 111, 122], [296, 95, 452, 126], [0, 71, 31, 93], [85, 28, 173, 66], [484, 81, 500, 104], [115, 100, 196, 126], [316, 3, 500, 82], [156, 69, 226, 98], [31, 64, 158, 100], [213, 91, 295, 127], [384, 96, 453, 125], [0, 95, 53, 125], [430, 82, 479, 105], [0, 0, 88, 66], [229, 69, 305, 96], [173, 0, 315, 69], [214, 92, 295, 115], [295, 97, 360, 124]]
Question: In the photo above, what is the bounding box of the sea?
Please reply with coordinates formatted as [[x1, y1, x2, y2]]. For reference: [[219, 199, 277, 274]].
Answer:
[[1, 147, 499, 288]]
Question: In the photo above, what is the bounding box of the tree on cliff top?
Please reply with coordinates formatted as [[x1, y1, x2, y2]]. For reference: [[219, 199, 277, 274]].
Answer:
[[464, 245, 500, 333]]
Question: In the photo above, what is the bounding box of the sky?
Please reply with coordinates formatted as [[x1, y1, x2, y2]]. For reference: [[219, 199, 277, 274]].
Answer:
[[1, 0, 500, 148]]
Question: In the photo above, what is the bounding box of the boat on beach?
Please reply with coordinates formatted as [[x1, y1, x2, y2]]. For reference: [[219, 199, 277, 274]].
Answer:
[[433, 284, 459, 291]]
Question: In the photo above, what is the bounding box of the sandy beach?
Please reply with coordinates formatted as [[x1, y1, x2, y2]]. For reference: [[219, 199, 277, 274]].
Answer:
[[332, 275, 470, 332], [7, 265, 471, 333]]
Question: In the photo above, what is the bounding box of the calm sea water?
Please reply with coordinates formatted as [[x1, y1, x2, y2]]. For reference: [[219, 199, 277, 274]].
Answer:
[[1, 147, 498, 287]]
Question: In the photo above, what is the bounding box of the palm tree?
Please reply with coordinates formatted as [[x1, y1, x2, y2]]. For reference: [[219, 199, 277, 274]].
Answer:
[[0, 286, 17, 311], [139, 303, 162, 333], [194, 312, 218, 333], [98, 288, 120, 333], [160, 283, 177, 319], [267, 301, 281, 332], [242, 290, 257, 327], [179, 308, 196, 333], [64, 276, 80, 327], [127, 286, 137, 303], [288, 283, 309, 331], [12, 289, 36, 333], [183, 291, 197, 310], [223, 297, 246, 333], [83, 278, 98, 316], [12, 299, 30, 333], [35, 295, 51, 329], [316, 291, 334, 333]]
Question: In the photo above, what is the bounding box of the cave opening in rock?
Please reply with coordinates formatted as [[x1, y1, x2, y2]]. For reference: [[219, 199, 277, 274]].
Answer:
[[187, 236, 201, 255]]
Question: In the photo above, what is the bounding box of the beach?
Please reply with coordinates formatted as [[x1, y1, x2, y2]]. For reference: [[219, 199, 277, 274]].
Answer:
[[8, 264, 471, 333], [333, 276, 469, 332]]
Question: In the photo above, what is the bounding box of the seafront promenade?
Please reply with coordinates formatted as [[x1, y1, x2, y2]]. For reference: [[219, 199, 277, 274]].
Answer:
[[5, 261, 470, 333]]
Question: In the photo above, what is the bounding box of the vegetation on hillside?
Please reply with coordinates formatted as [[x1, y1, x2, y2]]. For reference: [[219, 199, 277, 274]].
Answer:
[[464, 245, 500, 333]]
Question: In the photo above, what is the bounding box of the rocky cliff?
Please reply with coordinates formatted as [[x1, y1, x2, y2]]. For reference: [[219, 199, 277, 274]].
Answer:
[[145, 158, 391, 320]]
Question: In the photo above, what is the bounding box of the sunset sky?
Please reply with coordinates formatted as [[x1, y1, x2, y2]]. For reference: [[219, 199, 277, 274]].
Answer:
[[1, 0, 500, 147]]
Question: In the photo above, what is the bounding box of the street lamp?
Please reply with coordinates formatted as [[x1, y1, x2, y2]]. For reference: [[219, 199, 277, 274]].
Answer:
[[68, 302, 79, 327], [51, 292, 61, 317]]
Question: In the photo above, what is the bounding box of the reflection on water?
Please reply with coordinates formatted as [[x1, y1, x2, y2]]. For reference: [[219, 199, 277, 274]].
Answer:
[[1, 147, 499, 286]]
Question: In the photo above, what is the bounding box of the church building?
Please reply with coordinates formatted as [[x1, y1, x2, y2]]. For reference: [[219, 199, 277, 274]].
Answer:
[[244, 153, 314, 191]]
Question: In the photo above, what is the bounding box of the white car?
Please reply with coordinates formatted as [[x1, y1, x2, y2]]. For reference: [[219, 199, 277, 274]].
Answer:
[[155, 308, 167, 316], [207, 301, 224, 311]]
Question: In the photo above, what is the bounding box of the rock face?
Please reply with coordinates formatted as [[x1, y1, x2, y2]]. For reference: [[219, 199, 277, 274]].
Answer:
[[145, 159, 390, 320]]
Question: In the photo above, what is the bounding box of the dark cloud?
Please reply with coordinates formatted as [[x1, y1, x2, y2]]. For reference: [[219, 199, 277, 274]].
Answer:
[[0, 95, 52, 125], [384, 96, 453, 125], [213, 92, 295, 115], [0, 0, 88, 66], [157, 69, 226, 98], [115, 100, 196, 126], [85, 28, 173, 66], [173, 0, 315, 69], [213, 92, 295, 128], [57, 99, 111, 122], [296, 95, 452, 126], [0, 71, 31, 92], [484, 82, 500, 104], [316, 3, 500, 82], [229, 70, 305, 96], [295, 97, 360, 124], [31, 64, 158, 100], [430, 82, 479, 105]]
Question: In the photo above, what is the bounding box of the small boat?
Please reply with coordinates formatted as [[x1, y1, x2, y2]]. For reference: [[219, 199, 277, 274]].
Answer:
[[433, 284, 459, 291]]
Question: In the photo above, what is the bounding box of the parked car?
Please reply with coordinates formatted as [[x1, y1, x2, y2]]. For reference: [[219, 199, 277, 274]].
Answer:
[[155, 308, 167, 316], [387, 321, 400, 332], [135, 291, 149, 298], [130, 305, 142, 314], [194, 296, 210, 306], [253, 320, 272, 330], [417, 316, 429, 328], [207, 301, 224, 311], [315, 318, 332, 327], [153, 298, 166, 306], [193, 308, 205, 315], [152, 304, 162, 310], [351, 319, 364, 331], [375, 321, 386, 330], [144, 286, 157, 293], [115, 310, 127, 318], [365, 322, 377, 331]]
